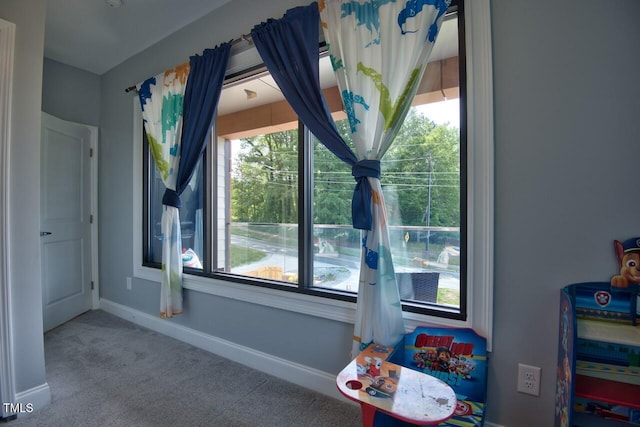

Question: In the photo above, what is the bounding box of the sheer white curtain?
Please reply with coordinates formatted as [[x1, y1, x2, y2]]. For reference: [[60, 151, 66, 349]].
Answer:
[[320, 0, 450, 355]]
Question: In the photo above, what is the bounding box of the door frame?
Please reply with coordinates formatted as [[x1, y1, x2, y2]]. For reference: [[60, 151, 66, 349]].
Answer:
[[89, 121, 99, 310], [0, 17, 16, 416], [42, 112, 100, 313]]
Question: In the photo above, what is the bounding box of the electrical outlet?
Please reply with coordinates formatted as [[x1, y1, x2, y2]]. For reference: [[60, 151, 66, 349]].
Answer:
[[126, 277, 132, 291], [517, 363, 541, 396]]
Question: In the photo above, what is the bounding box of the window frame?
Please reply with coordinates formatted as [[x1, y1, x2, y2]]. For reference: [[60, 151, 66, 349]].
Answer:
[[132, 0, 493, 348]]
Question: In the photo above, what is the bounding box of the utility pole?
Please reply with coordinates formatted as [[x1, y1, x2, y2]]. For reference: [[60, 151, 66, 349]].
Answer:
[[425, 153, 433, 251]]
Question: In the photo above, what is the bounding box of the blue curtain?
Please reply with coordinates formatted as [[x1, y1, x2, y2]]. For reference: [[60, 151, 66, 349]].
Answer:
[[171, 43, 231, 205], [137, 43, 230, 317], [250, 2, 376, 231], [251, 1, 450, 352]]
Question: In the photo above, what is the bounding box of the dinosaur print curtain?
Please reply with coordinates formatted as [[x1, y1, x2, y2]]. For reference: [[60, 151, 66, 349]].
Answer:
[[137, 63, 188, 318], [319, 0, 450, 355], [136, 45, 230, 318]]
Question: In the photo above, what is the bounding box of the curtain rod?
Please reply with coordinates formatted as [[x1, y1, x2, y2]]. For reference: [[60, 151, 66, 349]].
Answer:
[[124, 33, 252, 93]]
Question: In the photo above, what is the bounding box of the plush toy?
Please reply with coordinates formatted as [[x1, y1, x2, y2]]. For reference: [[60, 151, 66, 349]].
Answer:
[[611, 237, 640, 288]]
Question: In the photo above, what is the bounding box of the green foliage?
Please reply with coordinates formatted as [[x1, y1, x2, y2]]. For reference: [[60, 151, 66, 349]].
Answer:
[[231, 108, 460, 229], [231, 130, 298, 223], [383, 109, 460, 227], [437, 288, 460, 306], [313, 120, 353, 226]]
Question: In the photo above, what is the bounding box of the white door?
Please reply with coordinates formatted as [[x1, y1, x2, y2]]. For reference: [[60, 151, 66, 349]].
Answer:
[[41, 113, 96, 332]]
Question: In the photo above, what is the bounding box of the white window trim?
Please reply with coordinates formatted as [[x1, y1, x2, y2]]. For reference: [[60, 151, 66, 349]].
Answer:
[[464, 0, 494, 350], [132, 0, 493, 348]]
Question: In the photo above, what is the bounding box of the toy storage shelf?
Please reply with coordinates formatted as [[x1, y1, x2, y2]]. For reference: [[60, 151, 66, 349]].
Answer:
[[576, 359, 640, 386], [575, 374, 640, 409], [556, 282, 640, 427], [573, 412, 637, 427], [578, 319, 640, 347]]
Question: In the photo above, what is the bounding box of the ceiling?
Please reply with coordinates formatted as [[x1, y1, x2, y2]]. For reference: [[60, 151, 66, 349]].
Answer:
[[45, 0, 233, 75], [45, 0, 458, 116]]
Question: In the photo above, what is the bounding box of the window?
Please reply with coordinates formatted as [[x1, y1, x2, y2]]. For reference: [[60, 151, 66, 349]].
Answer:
[[221, 127, 300, 281], [309, 107, 463, 314], [144, 10, 462, 311], [143, 131, 205, 268], [134, 0, 493, 345]]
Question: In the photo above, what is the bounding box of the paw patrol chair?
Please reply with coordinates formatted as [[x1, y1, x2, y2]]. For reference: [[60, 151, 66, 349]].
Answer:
[[373, 326, 488, 426]]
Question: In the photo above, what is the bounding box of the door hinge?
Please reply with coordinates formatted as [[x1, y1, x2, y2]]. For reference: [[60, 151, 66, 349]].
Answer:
[[90, 214, 93, 224], [89, 148, 93, 157], [91, 281, 94, 290]]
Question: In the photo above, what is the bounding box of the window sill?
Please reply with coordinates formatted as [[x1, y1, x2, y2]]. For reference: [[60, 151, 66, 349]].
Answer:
[[133, 265, 473, 332]]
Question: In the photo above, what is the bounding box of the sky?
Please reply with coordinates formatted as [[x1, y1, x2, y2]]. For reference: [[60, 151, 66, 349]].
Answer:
[[416, 98, 460, 128]]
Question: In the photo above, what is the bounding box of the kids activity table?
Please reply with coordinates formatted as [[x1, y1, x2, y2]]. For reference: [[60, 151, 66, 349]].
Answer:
[[337, 343, 457, 426]]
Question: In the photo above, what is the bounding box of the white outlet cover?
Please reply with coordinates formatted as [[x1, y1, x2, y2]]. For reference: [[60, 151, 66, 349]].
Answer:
[[517, 363, 541, 396]]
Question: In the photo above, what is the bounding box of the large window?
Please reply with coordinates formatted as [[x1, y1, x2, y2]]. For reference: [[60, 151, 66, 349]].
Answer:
[[135, 0, 493, 342], [143, 8, 463, 318]]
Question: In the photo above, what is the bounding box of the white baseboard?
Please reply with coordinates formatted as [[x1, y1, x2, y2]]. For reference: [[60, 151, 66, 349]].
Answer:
[[13, 382, 50, 417], [98, 298, 348, 404], [97, 300, 507, 425]]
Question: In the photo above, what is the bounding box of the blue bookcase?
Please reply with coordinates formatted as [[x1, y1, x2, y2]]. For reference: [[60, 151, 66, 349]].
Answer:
[[556, 283, 640, 426]]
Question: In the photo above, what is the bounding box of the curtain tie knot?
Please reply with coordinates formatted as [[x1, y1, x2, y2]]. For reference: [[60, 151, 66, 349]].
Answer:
[[162, 189, 182, 209], [352, 159, 381, 180], [351, 160, 380, 230]]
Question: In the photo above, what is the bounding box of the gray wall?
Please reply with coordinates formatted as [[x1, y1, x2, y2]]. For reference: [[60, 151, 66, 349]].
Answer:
[[491, 1, 640, 424], [35, 0, 639, 426], [0, 0, 49, 399], [42, 58, 101, 126], [98, 0, 356, 377]]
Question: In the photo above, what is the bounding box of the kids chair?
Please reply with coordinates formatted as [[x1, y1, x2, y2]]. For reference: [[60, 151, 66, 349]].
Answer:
[[374, 326, 489, 426]]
